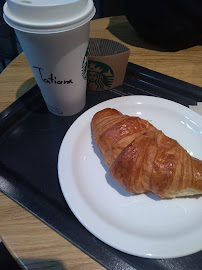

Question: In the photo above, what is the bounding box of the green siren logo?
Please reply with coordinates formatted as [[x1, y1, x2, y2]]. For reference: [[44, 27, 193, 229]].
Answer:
[[82, 48, 88, 80], [87, 60, 114, 91]]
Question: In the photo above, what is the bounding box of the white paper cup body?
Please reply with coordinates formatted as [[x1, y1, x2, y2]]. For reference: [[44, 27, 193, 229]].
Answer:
[[3, 0, 95, 116], [15, 23, 90, 116]]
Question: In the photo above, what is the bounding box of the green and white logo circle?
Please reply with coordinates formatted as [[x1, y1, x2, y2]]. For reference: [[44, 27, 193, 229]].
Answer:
[[87, 60, 114, 90]]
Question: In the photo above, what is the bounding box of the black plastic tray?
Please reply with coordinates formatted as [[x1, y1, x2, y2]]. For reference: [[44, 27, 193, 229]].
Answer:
[[0, 62, 202, 270]]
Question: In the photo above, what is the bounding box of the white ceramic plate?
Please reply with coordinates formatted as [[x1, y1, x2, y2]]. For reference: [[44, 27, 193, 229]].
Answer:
[[58, 96, 202, 259]]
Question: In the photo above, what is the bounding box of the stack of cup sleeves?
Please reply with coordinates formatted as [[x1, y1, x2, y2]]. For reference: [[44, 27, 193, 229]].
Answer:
[[87, 38, 130, 91]]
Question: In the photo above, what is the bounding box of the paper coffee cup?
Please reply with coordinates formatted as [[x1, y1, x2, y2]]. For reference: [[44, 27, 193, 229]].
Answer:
[[87, 38, 130, 91], [3, 0, 95, 116]]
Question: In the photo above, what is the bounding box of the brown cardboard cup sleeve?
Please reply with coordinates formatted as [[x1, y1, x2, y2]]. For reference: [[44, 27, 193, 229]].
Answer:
[[87, 38, 130, 91]]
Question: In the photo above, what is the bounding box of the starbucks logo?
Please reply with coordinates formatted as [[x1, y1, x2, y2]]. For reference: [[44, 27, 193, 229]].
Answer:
[[82, 48, 88, 80], [87, 60, 114, 91]]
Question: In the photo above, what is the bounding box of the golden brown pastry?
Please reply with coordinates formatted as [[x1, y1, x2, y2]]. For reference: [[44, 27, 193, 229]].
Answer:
[[92, 108, 202, 198]]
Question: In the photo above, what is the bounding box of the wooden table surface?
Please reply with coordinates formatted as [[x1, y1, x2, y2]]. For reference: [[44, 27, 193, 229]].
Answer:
[[0, 16, 202, 270]]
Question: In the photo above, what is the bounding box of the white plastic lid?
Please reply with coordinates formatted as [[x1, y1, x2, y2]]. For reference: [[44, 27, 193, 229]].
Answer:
[[3, 0, 96, 33]]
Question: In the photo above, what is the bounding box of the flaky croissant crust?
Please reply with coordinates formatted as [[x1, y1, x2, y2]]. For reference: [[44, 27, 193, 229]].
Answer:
[[92, 108, 202, 198]]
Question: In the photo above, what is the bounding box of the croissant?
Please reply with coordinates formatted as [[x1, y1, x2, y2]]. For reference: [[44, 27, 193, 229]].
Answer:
[[91, 108, 202, 198]]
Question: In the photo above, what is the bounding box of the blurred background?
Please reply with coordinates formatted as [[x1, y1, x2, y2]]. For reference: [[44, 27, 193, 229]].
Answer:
[[1, 0, 202, 72]]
